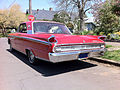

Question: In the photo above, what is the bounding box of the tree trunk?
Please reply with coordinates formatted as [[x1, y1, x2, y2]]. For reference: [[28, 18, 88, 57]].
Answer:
[[1, 28, 5, 36], [1, 26, 7, 37], [79, 10, 84, 32], [4, 28, 7, 36], [75, 9, 84, 34]]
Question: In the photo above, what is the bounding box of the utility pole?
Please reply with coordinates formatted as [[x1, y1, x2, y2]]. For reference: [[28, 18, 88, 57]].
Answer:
[[29, 0, 32, 15]]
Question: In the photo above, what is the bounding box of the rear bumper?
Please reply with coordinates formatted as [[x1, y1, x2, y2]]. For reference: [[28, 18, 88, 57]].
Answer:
[[49, 48, 106, 63]]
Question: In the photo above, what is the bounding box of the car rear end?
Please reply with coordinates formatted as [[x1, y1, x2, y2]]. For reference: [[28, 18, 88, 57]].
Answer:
[[49, 43, 106, 63]]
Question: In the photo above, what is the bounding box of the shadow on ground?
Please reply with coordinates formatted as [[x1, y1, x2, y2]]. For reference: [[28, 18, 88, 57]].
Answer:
[[7, 49, 97, 77]]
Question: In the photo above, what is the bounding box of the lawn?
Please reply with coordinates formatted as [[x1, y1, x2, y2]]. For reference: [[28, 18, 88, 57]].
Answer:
[[101, 50, 120, 62], [105, 45, 113, 48], [0, 33, 3, 38]]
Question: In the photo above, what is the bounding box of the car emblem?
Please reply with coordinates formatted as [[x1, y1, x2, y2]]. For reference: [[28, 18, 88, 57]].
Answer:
[[83, 40, 85, 43]]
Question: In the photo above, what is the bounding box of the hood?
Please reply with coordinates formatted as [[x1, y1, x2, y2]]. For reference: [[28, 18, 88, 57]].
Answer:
[[26, 34, 104, 44]]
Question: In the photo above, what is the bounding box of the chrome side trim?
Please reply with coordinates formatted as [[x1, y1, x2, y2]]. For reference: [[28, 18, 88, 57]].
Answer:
[[8, 35, 51, 46]]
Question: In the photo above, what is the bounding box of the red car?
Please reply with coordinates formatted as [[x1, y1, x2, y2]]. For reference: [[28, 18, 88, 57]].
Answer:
[[8, 21, 106, 64]]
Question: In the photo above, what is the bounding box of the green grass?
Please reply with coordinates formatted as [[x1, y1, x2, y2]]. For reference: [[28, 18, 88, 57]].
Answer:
[[105, 45, 113, 48], [0, 33, 3, 38], [0, 33, 8, 38], [101, 50, 120, 61]]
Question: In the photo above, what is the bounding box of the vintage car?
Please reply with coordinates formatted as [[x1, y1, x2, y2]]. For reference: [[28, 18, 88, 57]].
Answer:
[[8, 21, 106, 64]]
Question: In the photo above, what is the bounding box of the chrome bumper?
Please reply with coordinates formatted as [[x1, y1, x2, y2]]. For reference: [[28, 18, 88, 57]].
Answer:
[[49, 48, 106, 63]]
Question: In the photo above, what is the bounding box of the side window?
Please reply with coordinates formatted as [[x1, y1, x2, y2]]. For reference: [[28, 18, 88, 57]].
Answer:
[[19, 23, 27, 33]]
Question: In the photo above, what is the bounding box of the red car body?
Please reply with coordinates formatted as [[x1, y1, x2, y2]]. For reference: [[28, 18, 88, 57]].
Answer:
[[8, 21, 106, 63]]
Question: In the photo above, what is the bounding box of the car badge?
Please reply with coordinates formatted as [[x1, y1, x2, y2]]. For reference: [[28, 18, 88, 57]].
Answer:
[[83, 40, 85, 43]]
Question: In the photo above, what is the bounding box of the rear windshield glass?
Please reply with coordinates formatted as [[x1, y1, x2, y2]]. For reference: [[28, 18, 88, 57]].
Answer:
[[33, 22, 71, 34]]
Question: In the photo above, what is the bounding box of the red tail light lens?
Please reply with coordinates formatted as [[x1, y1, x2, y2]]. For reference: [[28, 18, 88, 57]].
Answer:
[[98, 36, 106, 40], [49, 37, 57, 43], [48, 35, 57, 43]]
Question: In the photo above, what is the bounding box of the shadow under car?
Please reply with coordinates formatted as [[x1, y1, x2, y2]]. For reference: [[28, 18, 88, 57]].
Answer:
[[7, 49, 97, 77]]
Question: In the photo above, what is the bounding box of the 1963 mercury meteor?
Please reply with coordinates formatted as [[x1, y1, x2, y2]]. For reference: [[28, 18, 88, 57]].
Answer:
[[8, 21, 106, 64]]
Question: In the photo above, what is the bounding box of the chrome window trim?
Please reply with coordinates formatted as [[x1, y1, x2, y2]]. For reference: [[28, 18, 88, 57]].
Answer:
[[32, 21, 34, 34], [8, 35, 51, 46]]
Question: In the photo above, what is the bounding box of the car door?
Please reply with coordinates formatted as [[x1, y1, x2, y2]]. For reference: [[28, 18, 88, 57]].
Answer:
[[15, 23, 27, 53]]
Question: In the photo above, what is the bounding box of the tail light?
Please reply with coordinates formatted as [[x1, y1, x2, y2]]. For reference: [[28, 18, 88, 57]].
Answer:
[[48, 35, 57, 43], [98, 36, 106, 40]]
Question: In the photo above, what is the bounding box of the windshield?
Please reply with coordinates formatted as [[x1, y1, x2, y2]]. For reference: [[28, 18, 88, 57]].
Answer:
[[33, 22, 71, 34]]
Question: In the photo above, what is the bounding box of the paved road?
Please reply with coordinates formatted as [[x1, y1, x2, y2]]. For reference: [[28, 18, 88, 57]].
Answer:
[[0, 38, 120, 90]]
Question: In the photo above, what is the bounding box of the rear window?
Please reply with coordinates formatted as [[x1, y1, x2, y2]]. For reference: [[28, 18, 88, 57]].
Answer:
[[33, 22, 71, 34]]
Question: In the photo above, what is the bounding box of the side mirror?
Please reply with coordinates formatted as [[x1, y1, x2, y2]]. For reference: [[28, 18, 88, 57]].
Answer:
[[11, 29, 16, 33]]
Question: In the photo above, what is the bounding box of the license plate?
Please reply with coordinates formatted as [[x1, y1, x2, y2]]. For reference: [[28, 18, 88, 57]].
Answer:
[[78, 53, 88, 59]]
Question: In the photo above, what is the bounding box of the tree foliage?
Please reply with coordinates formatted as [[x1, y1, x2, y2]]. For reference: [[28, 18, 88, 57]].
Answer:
[[93, 0, 120, 35], [53, 11, 71, 24], [53, 11, 74, 31], [112, 0, 120, 16], [0, 4, 27, 36], [53, 0, 102, 33]]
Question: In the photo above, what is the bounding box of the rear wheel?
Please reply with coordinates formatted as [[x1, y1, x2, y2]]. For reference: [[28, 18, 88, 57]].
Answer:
[[28, 50, 38, 65]]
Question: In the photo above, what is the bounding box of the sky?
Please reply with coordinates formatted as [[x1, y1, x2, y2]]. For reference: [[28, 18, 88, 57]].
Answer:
[[0, 0, 94, 18], [0, 0, 55, 12]]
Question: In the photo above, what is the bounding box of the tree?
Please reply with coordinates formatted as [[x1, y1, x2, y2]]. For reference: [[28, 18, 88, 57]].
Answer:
[[0, 4, 27, 36], [0, 9, 9, 36], [53, 0, 102, 33], [93, 0, 120, 35], [53, 11, 71, 24], [112, 0, 120, 16], [53, 11, 74, 32]]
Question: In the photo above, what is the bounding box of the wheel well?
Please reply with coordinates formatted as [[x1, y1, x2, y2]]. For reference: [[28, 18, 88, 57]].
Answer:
[[25, 49, 36, 57], [25, 49, 30, 56]]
